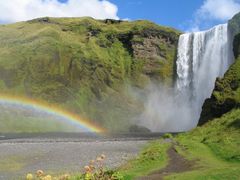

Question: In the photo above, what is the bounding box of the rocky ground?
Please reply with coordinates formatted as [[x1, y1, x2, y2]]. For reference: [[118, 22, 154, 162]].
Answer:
[[0, 135, 150, 180]]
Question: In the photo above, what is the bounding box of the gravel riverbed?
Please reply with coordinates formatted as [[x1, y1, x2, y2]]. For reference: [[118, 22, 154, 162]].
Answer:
[[0, 137, 148, 180]]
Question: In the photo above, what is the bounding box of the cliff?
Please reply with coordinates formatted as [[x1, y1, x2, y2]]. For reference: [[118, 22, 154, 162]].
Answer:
[[0, 17, 180, 131]]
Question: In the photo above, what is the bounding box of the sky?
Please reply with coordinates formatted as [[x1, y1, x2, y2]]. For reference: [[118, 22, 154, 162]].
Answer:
[[0, 0, 240, 32]]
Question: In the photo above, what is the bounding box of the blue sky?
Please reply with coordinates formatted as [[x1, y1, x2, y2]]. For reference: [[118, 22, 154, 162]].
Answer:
[[0, 0, 240, 32], [110, 0, 204, 31], [56, 0, 240, 31]]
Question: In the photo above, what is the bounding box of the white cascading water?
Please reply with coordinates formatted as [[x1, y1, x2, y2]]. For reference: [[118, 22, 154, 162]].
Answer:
[[176, 24, 234, 127], [138, 24, 234, 132]]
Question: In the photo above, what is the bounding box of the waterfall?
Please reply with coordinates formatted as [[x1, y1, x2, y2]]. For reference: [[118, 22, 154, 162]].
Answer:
[[176, 24, 234, 126], [137, 23, 234, 132]]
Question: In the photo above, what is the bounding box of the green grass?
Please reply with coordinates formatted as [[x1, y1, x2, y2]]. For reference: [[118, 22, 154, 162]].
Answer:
[[0, 156, 25, 172], [118, 109, 240, 180], [213, 57, 240, 103], [165, 109, 240, 180], [119, 139, 171, 180]]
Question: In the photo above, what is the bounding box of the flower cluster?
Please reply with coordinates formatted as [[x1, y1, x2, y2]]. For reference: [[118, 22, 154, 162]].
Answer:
[[25, 154, 123, 180], [26, 170, 70, 180]]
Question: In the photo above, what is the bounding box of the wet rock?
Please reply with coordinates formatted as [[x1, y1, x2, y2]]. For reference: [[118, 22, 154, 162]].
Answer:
[[129, 125, 151, 133]]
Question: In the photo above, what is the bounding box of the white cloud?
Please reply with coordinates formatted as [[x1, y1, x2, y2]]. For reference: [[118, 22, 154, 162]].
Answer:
[[197, 0, 240, 21], [0, 0, 119, 23], [186, 0, 240, 32]]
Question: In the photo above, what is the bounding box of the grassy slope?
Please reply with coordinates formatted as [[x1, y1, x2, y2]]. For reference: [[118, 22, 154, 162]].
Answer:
[[119, 139, 170, 180], [169, 109, 240, 179], [120, 110, 240, 180], [0, 17, 180, 132]]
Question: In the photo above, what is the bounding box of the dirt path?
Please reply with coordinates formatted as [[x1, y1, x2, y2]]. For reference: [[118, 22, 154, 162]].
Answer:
[[138, 146, 195, 180]]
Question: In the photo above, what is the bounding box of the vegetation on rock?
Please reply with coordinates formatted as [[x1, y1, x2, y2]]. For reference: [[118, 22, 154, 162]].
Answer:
[[0, 17, 180, 132]]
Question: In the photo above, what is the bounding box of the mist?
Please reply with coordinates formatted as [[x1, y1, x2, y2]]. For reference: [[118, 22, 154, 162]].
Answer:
[[131, 83, 197, 132]]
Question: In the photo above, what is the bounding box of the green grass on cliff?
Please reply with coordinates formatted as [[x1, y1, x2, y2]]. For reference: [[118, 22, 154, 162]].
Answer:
[[0, 17, 180, 132], [199, 56, 240, 124], [213, 57, 240, 104]]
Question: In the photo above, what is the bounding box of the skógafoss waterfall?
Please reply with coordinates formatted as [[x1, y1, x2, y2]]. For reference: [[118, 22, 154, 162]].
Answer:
[[176, 24, 234, 128], [139, 24, 234, 132]]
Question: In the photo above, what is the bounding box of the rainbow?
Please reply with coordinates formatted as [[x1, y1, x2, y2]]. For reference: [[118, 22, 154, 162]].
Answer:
[[0, 94, 105, 133]]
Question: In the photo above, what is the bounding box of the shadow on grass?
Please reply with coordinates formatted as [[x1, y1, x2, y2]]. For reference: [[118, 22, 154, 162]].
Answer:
[[227, 118, 240, 129]]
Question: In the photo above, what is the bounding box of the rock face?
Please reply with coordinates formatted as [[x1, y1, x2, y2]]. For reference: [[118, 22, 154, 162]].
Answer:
[[0, 17, 180, 131], [131, 30, 177, 81], [229, 12, 240, 36]]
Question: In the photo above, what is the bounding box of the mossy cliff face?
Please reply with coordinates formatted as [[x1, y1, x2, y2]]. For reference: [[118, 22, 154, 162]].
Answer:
[[0, 17, 180, 131], [229, 12, 240, 36], [199, 56, 240, 125], [199, 13, 240, 125]]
